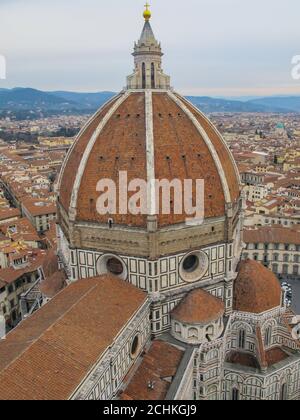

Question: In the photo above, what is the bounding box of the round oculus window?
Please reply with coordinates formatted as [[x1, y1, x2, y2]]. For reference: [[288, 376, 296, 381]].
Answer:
[[96, 254, 127, 280], [179, 251, 209, 283], [106, 258, 124, 275], [182, 255, 199, 273], [130, 334, 141, 359]]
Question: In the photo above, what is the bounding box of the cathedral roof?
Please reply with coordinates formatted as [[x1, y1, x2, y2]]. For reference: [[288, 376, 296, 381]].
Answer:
[[226, 348, 289, 370], [171, 288, 225, 325], [234, 259, 282, 314], [58, 7, 240, 229], [0, 275, 147, 400], [58, 90, 240, 227], [120, 340, 184, 400]]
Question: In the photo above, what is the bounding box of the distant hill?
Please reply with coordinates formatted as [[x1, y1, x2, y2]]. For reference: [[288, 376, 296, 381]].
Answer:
[[0, 88, 77, 111], [186, 96, 271, 113], [49, 91, 116, 109], [248, 97, 300, 113], [0, 88, 299, 116]]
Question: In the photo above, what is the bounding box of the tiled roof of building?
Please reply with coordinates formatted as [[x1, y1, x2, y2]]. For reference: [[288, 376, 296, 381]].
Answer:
[[265, 347, 289, 366], [43, 221, 57, 247], [0, 250, 47, 284], [171, 288, 224, 325], [234, 259, 282, 314], [226, 352, 260, 369], [0, 207, 21, 222], [39, 270, 66, 298], [120, 340, 184, 401], [244, 226, 300, 245], [226, 347, 289, 371], [0, 275, 147, 400], [41, 248, 59, 278], [0, 217, 40, 242], [22, 198, 56, 217]]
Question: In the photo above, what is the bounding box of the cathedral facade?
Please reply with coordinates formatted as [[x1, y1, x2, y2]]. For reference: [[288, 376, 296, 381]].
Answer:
[[0, 6, 299, 401]]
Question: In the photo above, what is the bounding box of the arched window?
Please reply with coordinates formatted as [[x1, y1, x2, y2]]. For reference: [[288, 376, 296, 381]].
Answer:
[[238, 330, 246, 349], [265, 326, 272, 347], [151, 62, 155, 89], [283, 264, 289, 275], [205, 325, 214, 342], [188, 327, 198, 339], [232, 388, 240, 401], [207, 385, 218, 401], [174, 323, 181, 335], [142, 63, 146, 89], [238, 329, 246, 349], [280, 383, 287, 400]]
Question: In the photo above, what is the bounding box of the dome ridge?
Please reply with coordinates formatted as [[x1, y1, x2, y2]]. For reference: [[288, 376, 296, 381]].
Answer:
[[177, 95, 241, 191], [167, 91, 232, 205]]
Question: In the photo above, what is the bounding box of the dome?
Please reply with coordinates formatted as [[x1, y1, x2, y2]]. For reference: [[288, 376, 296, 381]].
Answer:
[[58, 91, 240, 228], [234, 259, 282, 314], [57, 9, 240, 230], [171, 288, 225, 325]]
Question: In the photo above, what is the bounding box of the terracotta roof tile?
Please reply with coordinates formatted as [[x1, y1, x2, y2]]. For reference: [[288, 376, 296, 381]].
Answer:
[[171, 288, 224, 325], [59, 91, 240, 228], [265, 347, 289, 366], [0, 208, 21, 222], [177, 95, 240, 203], [234, 259, 282, 314], [152, 93, 226, 225], [120, 340, 184, 401], [76, 93, 147, 227], [22, 198, 56, 217], [244, 226, 300, 245], [0, 275, 147, 400], [226, 352, 260, 369], [59, 94, 122, 212]]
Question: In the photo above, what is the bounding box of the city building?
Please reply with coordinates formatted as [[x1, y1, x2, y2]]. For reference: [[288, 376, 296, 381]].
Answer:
[[0, 250, 45, 328], [21, 197, 56, 233], [243, 226, 300, 277]]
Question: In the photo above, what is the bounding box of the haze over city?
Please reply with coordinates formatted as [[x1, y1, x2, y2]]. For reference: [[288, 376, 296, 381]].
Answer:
[[1, 0, 300, 96]]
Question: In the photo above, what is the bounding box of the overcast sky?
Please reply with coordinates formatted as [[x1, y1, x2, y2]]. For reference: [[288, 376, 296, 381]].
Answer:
[[0, 0, 300, 96]]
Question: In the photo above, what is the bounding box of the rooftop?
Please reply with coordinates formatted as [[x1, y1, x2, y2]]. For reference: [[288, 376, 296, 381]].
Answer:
[[244, 226, 300, 245], [0, 275, 147, 400], [234, 259, 282, 314], [171, 288, 224, 325], [22, 198, 56, 217], [120, 340, 184, 401]]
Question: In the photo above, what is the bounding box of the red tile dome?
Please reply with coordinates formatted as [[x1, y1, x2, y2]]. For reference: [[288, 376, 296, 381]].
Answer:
[[171, 288, 225, 325], [58, 90, 240, 228], [234, 259, 282, 314]]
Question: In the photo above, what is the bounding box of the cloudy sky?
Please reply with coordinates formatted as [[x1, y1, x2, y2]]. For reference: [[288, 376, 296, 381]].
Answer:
[[0, 0, 300, 96]]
